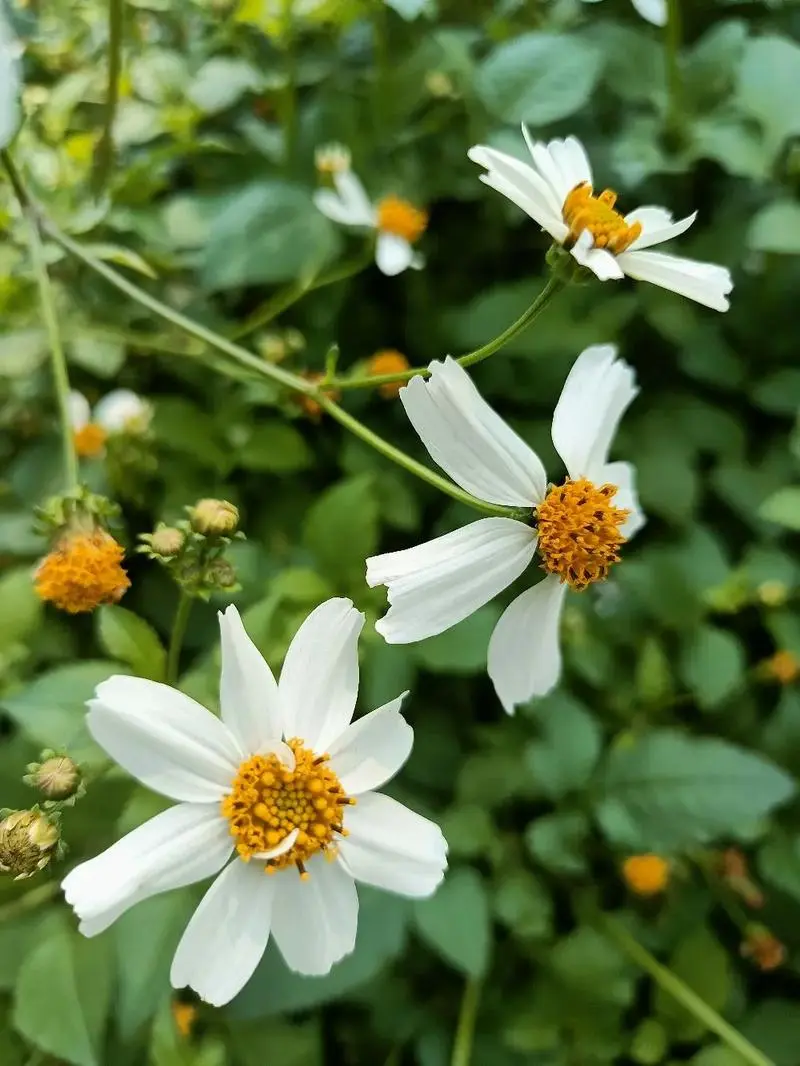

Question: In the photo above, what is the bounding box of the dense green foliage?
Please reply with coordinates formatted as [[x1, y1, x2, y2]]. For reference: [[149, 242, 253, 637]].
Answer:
[[3, 0, 800, 1063]]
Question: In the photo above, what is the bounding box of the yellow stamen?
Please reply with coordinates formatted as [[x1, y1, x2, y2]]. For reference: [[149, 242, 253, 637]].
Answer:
[[171, 1001, 197, 1038], [562, 182, 642, 254], [622, 854, 669, 897], [366, 349, 410, 398], [73, 423, 108, 458], [35, 529, 131, 613], [535, 477, 629, 591], [222, 739, 352, 877], [376, 196, 428, 243]]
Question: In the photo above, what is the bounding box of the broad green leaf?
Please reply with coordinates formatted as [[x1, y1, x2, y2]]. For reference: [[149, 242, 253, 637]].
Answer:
[[525, 696, 602, 799], [525, 812, 589, 875], [13, 919, 113, 1066], [414, 867, 491, 977], [302, 474, 379, 586], [188, 58, 263, 114], [97, 605, 167, 681], [493, 869, 553, 940], [0, 329, 48, 377], [595, 730, 795, 849], [68, 335, 126, 377], [477, 33, 602, 126], [654, 925, 732, 1040], [758, 834, 800, 902], [0, 566, 43, 651], [630, 1018, 668, 1065], [549, 927, 634, 1007], [742, 1000, 800, 1066], [737, 36, 800, 154], [680, 625, 744, 710], [760, 487, 800, 531], [748, 201, 800, 255], [237, 422, 313, 474]]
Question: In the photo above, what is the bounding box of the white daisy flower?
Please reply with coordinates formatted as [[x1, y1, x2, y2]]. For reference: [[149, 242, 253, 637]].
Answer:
[[68, 389, 151, 457], [0, 10, 22, 149], [313, 169, 428, 277], [468, 126, 732, 312], [62, 599, 447, 1006], [366, 346, 645, 714]]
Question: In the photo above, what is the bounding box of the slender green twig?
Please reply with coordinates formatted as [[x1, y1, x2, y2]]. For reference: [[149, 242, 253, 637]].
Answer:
[[0, 881, 59, 925], [598, 913, 775, 1066], [333, 274, 565, 391], [451, 978, 482, 1066], [24, 215, 79, 488], [167, 593, 193, 685], [280, 0, 297, 171], [664, 0, 683, 138], [92, 0, 124, 195]]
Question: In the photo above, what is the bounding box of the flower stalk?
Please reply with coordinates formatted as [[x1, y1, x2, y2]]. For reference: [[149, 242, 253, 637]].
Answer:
[[451, 977, 482, 1066], [167, 592, 193, 685], [664, 0, 684, 140], [91, 0, 124, 195]]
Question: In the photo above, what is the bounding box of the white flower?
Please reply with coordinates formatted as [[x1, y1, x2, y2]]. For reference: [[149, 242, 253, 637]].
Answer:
[[0, 11, 22, 150], [68, 389, 151, 457], [366, 347, 645, 713], [314, 169, 428, 277], [314, 142, 352, 175], [468, 126, 732, 312], [62, 599, 447, 1006]]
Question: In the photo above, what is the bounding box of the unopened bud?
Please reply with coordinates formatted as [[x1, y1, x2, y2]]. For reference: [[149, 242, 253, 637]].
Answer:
[[207, 558, 237, 589], [757, 580, 789, 607], [190, 499, 239, 536], [32, 756, 82, 801], [0, 810, 60, 880], [741, 925, 786, 971], [150, 527, 185, 557]]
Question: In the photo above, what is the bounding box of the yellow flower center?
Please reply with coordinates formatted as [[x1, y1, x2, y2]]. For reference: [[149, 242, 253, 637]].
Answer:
[[221, 739, 354, 879], [622, 854, 669, 896], [366, 349, 410, 398], [535, 477, 629, 591], [562, 183, 642, 254], [376, 196, 428, 243], [35, 529, 131, 613], [73, 423, 108, 458]]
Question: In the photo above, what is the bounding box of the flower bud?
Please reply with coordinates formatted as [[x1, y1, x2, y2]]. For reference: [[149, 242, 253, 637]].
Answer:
[[150, 527, 185, 557], [741, 925, 786, 971], [0, 810, 60, 880], [190, 499, 239, 537], [207, 558, 237, 589], [31, 755, 82, 801]]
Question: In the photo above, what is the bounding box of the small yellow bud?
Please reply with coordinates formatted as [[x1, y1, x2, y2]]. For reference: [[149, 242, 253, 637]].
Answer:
[[190, 499, 239, 536], [0, 810, 60, 880], [150, 527, 185, 557], [33, 756, 81, 801], [622, 854, 669, 897], [758, 580, 789, 607]]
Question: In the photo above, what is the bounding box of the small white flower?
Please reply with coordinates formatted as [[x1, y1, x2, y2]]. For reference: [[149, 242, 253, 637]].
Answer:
[[366, 347, 645, 713], [69, 389, 151, 457], [314, 169, 428, 277], [314, 142, 352, 175], [468, 126, 732, 312], [62, 599, 447, 1006], [0, 10, 22, 150]]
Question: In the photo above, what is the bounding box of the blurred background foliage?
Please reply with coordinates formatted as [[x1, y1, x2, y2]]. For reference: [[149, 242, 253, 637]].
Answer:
[[3, 0, 800, 1063]]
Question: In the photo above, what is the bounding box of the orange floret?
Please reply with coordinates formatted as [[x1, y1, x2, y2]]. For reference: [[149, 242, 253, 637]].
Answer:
[[35, 529, 130, 613]]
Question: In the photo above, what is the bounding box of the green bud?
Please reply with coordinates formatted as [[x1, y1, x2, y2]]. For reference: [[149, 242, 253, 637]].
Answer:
[[0, 810, 60, 880]]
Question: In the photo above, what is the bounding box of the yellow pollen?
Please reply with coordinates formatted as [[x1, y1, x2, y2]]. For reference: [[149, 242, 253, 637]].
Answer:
[[535, 477, 629, 591], [73, 423, 108, 458], [35, 529, 131, 613], [376, 196, 428, 243], [366, 349, 410, 399], [222, 739, 354, 876], [562, 182, 642, 254]]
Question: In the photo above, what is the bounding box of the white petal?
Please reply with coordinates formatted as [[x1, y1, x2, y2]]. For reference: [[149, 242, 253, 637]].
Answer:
[[631, 0, 667, 25], [548, 136, 593, 198], [334, 169, 376, 226], [279, 598, 364, 751], [477, 172, 568, 243], [271, 855, 358, 975], [488, 576, 568, 713], [328, 693, 412, 795], [616, 249, 732, 311], [170, 860, 275, 1006], [218, 606, 282, 751], [93, 389, 148, 432], [571, 230, 625, 281], [602, 460, 645, 539], [400, 356, 547, 507], [88, 676, 243, 803], [338, 791, 447, 899], [551, 344, 638, 480], [375, 233, 415, 276], [625, 207, 697, 252], [313, 188, 364, 227], [62, 803, 231, 936], [253, 827, 299, 862], [468, 144, 566, 236], [367, 518, 537, 644], [0, 18, 21, 150], [67, 390, 91, 431]]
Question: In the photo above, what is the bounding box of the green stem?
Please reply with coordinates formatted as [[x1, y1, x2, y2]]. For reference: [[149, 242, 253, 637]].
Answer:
[[167, 593, 193, 685], [280, 0, 297, 171], [318, 396, 521, 518], [334, 274, 565, 391], [664, 0, 683, 136], [25, 215, 79, 489], [92, 0, 124, 195], [598, 914, 775, 1066], [451, 978, 482, 1066], [0, 881, 59, 924]]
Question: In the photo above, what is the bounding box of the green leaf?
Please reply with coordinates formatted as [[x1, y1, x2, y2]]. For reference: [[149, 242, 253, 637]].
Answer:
[[736, 36, 800, 154], [680, 625, 745, 710], [188, 58, 263, 114], [414, 867, 491, 977], [760, 487, 800, 531], [412, 604, 500, 675], [0, 329, 49, 377], [655, 926, 732, 1041], [68, 335, 126, 377], [96, 605, 167, 681], [237, 422, 313, 474], [549, 927, 634, 1007], [595, 730, 796, 850], [0, 566, 43, 651], [13, 918, 113, 1066], [525, 812, 589, 875], [302, 475, 379, 585], [748, 200, 800, 254], [758, 834, 800, 902], [493, 869, 553, 940], [477, 33, 602, 126], [741, 1000, 800, 1066], [525, 696, 601, 799], [201, 182, 340, 290]]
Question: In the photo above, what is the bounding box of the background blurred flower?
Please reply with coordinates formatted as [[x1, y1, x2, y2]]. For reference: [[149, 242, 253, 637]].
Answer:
[[68, 389, 151, 458]]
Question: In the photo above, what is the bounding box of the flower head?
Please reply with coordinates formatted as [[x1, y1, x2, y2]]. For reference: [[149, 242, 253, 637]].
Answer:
[[315, 142, 351, 175], [367, 350, 411, 398], [366, 345, 644, 712], [69, 390, 151, 458], [468, 127, 732, 311], [313, 168, 427, 276], [62, 599, 447, 1006], [26, 754, 82, 801], [0, 809, 60, 879], [35, 527, 130, 613], [623, 854, 669, 896]]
